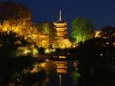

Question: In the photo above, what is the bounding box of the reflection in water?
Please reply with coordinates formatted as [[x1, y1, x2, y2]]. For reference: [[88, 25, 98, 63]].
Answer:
[[47, 59, 80, 86], [69, 61, 80, 86], [59, 74, 62, 86], [55, 61, 67, 74]]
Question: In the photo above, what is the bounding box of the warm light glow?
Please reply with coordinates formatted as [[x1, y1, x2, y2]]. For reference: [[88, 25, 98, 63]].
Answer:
[[95, 30, 101, 38], [113, 42, 115, 46], [16, 46, 38, 56], [53, 12, 67, 40], [59, 56, 66, 58], [56, 27, 66, 31], [16, 47, 31, 56], [32, 48, 38, 55], [53, 22, 67, 27], [31, 63, 46, 73], [106, 42, 109, 45], [56, 32, 67, 37], [54, 61, 67, 74], [0, 9, 73, 51], [53, 38, 72, 49], [57, 69, 67, 74]]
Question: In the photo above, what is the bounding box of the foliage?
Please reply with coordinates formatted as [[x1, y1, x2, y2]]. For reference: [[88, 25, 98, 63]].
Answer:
[[52, 38, 71, 49], [0, 31, 56, 85], [28, 22, 56, 48], [69, 61, 80, 86], [0, 1, 59, 86], [10, 64, 47, 86], [0, 31, 27, 55], [0, 1, 31, 25], [70, 17, 94, 43], [0, 1, 32, 40], [0, 31, 34, 85], [38, 22, 56, 45], [77, 38, 115, 86], [37, 22, 55, 36]]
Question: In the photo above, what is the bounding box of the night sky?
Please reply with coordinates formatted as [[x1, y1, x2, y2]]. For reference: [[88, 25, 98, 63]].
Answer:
[[1, 0, 115, 36]]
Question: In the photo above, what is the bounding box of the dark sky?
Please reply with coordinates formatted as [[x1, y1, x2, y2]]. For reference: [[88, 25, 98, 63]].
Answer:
[[1, 0, 115, 36]]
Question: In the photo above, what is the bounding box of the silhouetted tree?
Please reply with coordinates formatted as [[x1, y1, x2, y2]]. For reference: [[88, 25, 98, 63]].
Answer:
[[0, 31, 35, 85], [77, 38, 111, 86], [0, 31, 56, 85], [100, 26, 115, 44]]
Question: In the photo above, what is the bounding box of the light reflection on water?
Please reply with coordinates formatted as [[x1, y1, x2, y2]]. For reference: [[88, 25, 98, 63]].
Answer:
[[47, 60, 79, 86]]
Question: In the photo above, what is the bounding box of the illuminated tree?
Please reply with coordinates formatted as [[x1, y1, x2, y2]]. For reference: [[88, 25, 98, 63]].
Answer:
[[28, 25, 49, 48], [40, 22, 55, 42], [70, 17, 94, 43], [26, 22, 55, 48], [38, 22, 55, 35], [0, 1, 31, 25], [0, 20, 28, 36], [0, 1, 57, 85], [0, 1, 32, 39], [52, 38, 71, 49]]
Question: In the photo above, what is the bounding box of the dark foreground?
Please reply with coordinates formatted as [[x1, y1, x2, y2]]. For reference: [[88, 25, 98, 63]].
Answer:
[[47, 60, 115, 86]]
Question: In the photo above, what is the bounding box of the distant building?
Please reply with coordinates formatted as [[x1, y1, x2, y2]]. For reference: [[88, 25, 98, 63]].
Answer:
[[53, 10, 67, 39], [94, 30, 101, 38]]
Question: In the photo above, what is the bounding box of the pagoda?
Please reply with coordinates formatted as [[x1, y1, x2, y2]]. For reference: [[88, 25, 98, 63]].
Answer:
[[53, 10, 67, 39]]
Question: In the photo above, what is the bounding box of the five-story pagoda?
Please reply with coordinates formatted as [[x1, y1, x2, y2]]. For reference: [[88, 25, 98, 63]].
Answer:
[[53, 10, 67, 39]]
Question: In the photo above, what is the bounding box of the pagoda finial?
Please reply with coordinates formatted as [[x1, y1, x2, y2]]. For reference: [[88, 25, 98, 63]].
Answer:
[[59, 10, 62, 21]]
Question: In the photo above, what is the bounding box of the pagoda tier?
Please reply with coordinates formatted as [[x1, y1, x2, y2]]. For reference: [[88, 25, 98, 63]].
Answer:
[[55, 27, 67, 32], [53, 22, 67, 27], [56, 31, 67, 37]]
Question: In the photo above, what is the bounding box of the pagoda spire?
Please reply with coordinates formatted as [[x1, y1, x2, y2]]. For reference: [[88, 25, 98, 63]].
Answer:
[[59, 10, 62, 21]]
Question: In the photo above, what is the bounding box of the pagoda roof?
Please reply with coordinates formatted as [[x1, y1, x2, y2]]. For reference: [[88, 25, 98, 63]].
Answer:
[[56, 20, 66, 23]]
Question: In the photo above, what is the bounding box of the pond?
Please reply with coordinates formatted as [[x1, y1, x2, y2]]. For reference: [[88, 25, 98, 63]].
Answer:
[[47, 56, 115, 86], [47, 60, 80, 86]]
